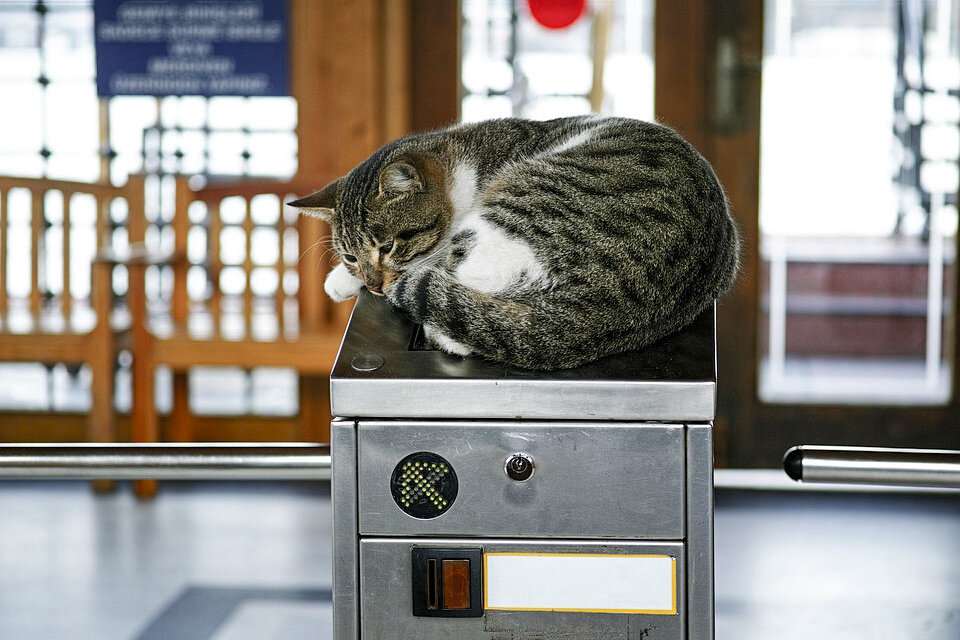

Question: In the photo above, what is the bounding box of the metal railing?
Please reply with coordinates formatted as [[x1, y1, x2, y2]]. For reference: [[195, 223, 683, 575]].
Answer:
[[0, 443, 331, 481], [784, 445, 960, 489]]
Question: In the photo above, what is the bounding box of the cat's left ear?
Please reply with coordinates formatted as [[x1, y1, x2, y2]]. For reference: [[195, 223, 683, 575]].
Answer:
[[379, 159, 424, 197], [287, 178, 341, 221]]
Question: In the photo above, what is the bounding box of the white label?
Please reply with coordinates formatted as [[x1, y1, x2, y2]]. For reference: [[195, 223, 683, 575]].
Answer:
[[484, 553, 676, 615]]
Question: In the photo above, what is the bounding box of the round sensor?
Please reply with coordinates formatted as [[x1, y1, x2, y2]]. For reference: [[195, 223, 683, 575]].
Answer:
[[390, 452, 458, 519]]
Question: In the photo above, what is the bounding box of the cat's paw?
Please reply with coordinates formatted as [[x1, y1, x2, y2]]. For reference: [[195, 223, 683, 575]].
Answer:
[[424, 324, 472, 357], [324, 263, 364, 302]]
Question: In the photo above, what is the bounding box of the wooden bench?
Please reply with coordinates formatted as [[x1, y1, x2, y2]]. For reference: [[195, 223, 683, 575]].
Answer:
[[128, 176, 349, 497], [0, 175, 144, 474]]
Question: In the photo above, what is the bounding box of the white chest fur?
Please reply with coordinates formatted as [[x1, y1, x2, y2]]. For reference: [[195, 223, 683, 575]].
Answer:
[[448, 161, 548, 294], [453, 215, 547, 294]]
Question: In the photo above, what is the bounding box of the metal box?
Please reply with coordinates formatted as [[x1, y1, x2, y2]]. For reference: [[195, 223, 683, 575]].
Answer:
[[331, 293, 716, 640]]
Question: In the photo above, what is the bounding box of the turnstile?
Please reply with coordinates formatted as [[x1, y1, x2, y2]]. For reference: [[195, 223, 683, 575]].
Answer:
[[0, 290, 719, 639], [329, 292, 718, 640]]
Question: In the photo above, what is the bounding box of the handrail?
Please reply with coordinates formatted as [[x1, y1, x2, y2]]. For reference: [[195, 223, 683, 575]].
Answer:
[[0, 175, 129, 198], [0, 443, 331, 480], [783, 445, 960, 489], [190, 178, 324, 202]]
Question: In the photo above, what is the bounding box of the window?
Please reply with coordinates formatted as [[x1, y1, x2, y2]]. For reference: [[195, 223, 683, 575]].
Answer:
[[0, 0, 300, 415], [0, 0, 99, 181], [759, 0, 960, 404], [0, 1, 298, 185], [461, 0, 654, 122]]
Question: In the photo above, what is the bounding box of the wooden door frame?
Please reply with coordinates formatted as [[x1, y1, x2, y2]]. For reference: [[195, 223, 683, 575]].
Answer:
[[291, 0, 460, 183], [655, 0, 960, 467], [287, 0, 460, 441]]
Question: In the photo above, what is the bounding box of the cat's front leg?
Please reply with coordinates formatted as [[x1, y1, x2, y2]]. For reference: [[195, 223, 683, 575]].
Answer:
[[324, 263, 364, 302], [423, 323, 472, 357], [384, 268, 472, 357]]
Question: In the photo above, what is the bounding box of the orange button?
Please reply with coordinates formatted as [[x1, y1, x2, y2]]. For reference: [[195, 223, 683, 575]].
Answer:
[[442, 559, 471, 610]]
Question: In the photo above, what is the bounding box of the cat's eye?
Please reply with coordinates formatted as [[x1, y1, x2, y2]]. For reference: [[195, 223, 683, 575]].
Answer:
[[342, 254, 357, 264], [380, 240, 394, 254]]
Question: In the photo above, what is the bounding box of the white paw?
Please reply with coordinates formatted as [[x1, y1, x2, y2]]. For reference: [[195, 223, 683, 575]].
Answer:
[[424, 324, 472, 357], [324, 263, 363, 302]]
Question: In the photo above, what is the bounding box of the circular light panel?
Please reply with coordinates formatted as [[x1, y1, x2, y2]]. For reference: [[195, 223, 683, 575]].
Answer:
[[390, 452, 458, 519]]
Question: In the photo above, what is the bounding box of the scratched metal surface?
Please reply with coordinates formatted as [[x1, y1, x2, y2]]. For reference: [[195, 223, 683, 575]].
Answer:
[[356, 421, 687, 539]]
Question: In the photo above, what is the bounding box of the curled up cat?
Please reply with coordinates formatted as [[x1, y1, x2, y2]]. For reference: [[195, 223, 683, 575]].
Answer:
[[289, 116, 739, 370]]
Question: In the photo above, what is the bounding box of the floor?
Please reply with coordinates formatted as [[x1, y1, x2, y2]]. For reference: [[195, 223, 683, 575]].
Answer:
[[0, 483, 958, 639], [715, 490, 960, 639], [0, 482, 331, 639]]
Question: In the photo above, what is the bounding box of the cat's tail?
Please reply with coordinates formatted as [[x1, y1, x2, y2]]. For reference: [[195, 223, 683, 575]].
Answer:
[[386, 268, 583, 370]]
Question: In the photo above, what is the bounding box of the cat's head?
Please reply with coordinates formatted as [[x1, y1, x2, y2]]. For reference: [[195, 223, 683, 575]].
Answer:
[[289, 150, 451, 295]]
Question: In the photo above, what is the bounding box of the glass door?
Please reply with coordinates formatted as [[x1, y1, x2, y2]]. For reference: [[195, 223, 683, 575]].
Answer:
[[759, 0, 959, 406], [655, 0, 960, 466]]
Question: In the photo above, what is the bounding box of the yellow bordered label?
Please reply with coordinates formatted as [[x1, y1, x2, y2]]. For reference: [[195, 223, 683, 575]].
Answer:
[[483, 552, 678, 615]]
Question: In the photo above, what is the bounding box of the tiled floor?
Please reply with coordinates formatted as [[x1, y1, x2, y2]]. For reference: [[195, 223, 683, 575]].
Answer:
[[0, 482, 958, 639]]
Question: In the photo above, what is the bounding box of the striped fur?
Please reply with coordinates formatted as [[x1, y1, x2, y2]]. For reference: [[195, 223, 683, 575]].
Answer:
[[299, 116, 739, 370]]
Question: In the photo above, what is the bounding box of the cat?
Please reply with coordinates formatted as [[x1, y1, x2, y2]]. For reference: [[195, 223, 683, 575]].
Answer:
[[290, 116, 739, 370]]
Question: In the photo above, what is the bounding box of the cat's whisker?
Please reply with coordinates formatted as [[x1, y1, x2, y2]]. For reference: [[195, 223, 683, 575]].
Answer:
[[316, 247, 340, 264], [297, 237, 334, 264], [405, 241, 450, 272]]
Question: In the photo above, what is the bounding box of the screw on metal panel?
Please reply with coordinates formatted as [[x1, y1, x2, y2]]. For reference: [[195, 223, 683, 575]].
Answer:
[[351, 353, 384, 372]]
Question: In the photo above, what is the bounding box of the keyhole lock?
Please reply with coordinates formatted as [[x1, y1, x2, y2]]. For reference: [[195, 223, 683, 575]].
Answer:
[[504, 453, 535, 482]]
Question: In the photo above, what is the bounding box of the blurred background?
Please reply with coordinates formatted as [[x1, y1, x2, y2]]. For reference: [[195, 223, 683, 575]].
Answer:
[[0, 0, 958, 638]]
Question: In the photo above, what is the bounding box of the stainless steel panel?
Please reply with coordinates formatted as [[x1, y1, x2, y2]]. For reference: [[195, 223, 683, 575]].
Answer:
[[360, 538, 686, 640], [784, 445, 960, 488], [332, 421, 359, 640], [331, 293, 716, 422], [333, 377, 715, 422], [686, 424, 714, 640], [358, 421, 686, 539], [0, 443, 330, 479]]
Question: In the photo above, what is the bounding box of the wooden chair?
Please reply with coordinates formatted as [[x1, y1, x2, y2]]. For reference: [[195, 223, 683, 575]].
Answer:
[[128, 176, 349, 497], [0, 175, 144, 481]]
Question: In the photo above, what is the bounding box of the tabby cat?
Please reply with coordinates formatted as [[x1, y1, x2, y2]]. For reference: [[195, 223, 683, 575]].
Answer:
[[290, 116, 739, 370]]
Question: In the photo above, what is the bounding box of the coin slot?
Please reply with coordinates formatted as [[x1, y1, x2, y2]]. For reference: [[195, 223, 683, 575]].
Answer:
[[408, 324, 436, 351], [411, 547, 483, 618], [426, 559, 439, 610]]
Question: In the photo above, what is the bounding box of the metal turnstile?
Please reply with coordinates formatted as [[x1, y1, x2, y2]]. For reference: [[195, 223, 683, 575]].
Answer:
[[329, 292, 719, 640], [0, 292, 721, 639]]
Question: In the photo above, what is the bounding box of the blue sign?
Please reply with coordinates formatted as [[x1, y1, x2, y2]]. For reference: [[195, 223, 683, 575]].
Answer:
[[94, 0, 289, 97]]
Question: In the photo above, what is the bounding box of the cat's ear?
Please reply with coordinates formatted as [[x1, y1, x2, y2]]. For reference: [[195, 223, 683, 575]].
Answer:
[[379, 160, 423, 197], [287, 178, 341, 221]]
